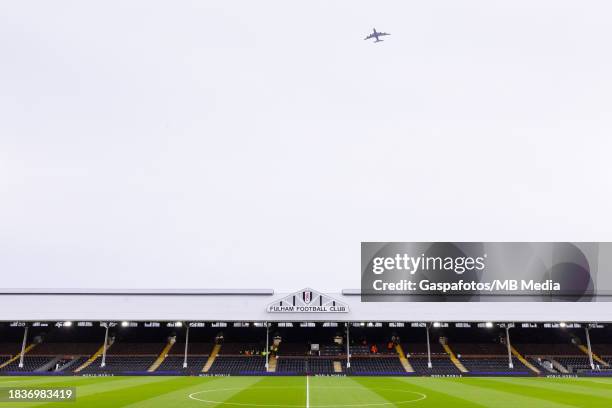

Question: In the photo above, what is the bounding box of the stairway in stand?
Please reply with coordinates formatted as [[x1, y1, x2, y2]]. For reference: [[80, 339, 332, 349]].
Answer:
[[74, 340, 114, 373], [442, 343, 468, 373], [202, 344, 222, 373], [148, 339, 176, 372], [267, 354, 277, 372], [395, 344, 414, 373], [0, 343, 38, 369]]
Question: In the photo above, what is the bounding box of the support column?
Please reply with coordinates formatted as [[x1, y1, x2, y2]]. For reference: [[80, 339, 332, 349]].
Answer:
[[18, 325, 28, 368], [265, 322, 269, 370], [505, 325, 514, 369], [183, 324, 190, 368], [101, 323, 109, 368], [346, 323, 351, 369], [426, 324, 432, 369], [585, 327, 595, 370]]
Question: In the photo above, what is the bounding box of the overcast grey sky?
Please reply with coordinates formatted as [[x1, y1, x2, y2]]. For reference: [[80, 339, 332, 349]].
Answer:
[[1, 1, 612, 292]]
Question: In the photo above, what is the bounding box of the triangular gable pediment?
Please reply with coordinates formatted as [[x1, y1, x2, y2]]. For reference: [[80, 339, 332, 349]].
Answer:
[[266, 288, 349, 313]]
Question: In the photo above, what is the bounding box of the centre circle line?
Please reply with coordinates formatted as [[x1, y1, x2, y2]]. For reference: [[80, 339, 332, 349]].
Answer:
[[188, 385, 427, 407]]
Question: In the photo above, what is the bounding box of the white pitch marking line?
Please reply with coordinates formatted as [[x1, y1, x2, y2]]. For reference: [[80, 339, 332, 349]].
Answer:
[[306, 375, 310, 408], [188, 385, 427, 407]]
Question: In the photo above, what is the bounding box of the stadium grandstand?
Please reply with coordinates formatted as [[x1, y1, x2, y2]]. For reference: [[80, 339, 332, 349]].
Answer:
[[1, 288, 611, 378]]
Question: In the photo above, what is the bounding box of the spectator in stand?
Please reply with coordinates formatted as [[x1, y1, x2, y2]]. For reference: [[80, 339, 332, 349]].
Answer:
[[387, 341, 394, 352]]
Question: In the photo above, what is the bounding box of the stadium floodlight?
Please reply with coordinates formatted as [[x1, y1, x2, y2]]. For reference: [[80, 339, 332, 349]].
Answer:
[[433, 322, 441, 328], [63, 321, 72, 327], [485, 322, 494, 328], [559, 322, 567, 328], [121, 321, 129, 327]]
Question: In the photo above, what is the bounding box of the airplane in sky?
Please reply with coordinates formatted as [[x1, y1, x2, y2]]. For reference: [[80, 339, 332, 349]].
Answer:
[[364, 28, 390, 43]]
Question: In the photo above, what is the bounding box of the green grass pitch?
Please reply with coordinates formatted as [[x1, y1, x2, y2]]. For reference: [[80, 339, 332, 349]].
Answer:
[[1, 375, 612, 407]]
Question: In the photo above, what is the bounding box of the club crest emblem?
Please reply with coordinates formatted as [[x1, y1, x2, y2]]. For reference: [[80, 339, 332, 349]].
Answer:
[[266, 288, 349, 313]]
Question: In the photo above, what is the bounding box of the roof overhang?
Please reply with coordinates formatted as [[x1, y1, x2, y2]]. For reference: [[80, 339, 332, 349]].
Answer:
[[0, 288, 610, 322]]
